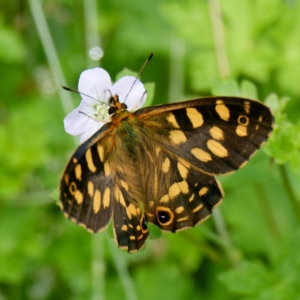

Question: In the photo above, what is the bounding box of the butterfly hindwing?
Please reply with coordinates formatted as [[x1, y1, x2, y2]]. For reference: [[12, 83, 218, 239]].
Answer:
[[135, 137, 224, 231], [60, 128, 149, 252], [136, 96, 274, 175], [113, 183, 149, 252]]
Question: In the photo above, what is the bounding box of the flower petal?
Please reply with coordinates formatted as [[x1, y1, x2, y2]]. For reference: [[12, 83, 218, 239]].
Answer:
[[111, 76, 146, 110], [79, 122, 103, 144], [64, 101, 97, 135], [78, 68, 112, 105]]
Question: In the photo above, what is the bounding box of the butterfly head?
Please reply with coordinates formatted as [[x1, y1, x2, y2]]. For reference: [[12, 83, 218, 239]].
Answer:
[[108, 94, 128, 116]]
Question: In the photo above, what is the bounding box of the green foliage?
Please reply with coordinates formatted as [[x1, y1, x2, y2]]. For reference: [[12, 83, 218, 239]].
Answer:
[[219, 230, 300, 299], [1, 0, 300, 299], [264, 94, 300, 173]]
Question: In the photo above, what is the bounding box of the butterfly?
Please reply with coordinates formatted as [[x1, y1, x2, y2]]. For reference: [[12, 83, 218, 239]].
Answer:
[[59, 91, 274, 253]]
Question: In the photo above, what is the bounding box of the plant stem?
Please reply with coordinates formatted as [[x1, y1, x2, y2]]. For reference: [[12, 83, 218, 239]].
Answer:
[[27, 0, 74, 114], [255, 183, 281, 239], [208, 0, 230, 78], [168, 39, 185, 103], [279, 164, 300, 225], [108, 241, 138, 300], [212, 208, 241, 268], [82, 1, 108, 299], [83, 0, 102, 68], [91, 234, 106, 300]]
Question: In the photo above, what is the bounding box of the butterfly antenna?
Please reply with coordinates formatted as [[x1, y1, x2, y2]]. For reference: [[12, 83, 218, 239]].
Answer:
[[123, 52, 154, 104], [62, 86, 109, 107]]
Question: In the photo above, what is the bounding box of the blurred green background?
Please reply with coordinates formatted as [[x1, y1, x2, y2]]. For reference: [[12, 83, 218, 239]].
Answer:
[[1, 0, 300, 299]]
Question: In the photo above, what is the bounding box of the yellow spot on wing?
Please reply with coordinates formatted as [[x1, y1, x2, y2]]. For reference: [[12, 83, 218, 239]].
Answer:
[[162, 157, 170, 173], [199, 187, 208, 196], [244, 101, 251, 114], [169, 130, 187, 144], [121, 180, 129, 191], [97, 144, 104, 162], [103, 187, 110, 208], [93, 190, 101, 213], [189, 194, 195, 202], [118, 190, 128, 214], [193, 203, 203, 213], [186, 108, 204, 128], [64, 174, 69, 184], [178, 181, 189, 194], [121, 225, 128, 231], [87, 181, 94, 197], [86, 149, 96, 172], [74, 164, 82, 181], [236, 125, 247, 136], [215, 100, 230, 121], [169, 183, 181, 200], [146, 212, 154, 217], [169, 181, 189, 200], [75, 190, 83, 204], [104, 162, 111, 176], [191, 148, 212, 162], [177, 161, 188, 179], [129, 204, 137, 216], [167, 113, 180, 128], [159, 194, 170, 203], [175, 206, 184, 214], [209, 126, 224, 140], [177, 216, 189, 222], [207, 139, 228, 157]]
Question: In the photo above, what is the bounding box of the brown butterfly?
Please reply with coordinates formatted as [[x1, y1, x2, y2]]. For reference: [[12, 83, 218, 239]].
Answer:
[[59, 77, 273, 253]]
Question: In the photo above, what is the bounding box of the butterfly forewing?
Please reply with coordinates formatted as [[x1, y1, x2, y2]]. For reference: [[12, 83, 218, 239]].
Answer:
[[136, 96, 274, 175], [60, 96, 274, 252], [60, 122, 150, 252]]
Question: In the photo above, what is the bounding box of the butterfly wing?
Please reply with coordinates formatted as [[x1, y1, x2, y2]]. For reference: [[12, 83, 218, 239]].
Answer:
[[59, 124, 149, 253], [133, 134, 224, 231], [132, 96, 273, 230], [136, 96, 274, 175], [60, 96, 273, 250]]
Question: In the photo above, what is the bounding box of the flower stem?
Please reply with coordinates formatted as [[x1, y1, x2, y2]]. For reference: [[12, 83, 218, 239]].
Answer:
[[255, 183, 281, 239], [279, 164, 300, 225], [212, 208, 241, 268], [91, 234, 106, 300], [81, 2, 108, 300], [83, 0, 101, 68], [108, 241, 138, 300], [208, 0, 230, 78], [168, 39, 185, 103], [27, 0, 74, 114]]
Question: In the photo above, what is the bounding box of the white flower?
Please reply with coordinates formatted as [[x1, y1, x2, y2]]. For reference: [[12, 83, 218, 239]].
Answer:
[[64, 68, 147, 144]]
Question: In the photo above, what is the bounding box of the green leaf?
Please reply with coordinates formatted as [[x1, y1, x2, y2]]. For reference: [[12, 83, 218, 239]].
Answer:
[[144, 82, 155, 107], [106, 222, 114, 239], [211, 78, 241, 96], [51, 188, 59, 203], [218, 261, 274, 296], [240, 80, 258, 99], [115, 68, 138, 81], [148, 223, 162, 239]]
